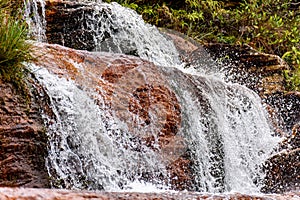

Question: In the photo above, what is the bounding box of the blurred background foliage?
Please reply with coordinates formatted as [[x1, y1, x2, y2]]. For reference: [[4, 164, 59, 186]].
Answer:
[[105, 0, 300, 91]]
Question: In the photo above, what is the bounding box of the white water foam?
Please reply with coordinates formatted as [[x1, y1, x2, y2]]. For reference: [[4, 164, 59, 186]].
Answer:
[[24, 0, 47, 42], [162, 67, 281, 193], [29, 63, 169, 191], [82, 2, 181, 67]]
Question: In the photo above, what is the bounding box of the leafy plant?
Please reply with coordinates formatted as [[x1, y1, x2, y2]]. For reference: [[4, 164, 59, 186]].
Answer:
[[283, 46, 300, 91]]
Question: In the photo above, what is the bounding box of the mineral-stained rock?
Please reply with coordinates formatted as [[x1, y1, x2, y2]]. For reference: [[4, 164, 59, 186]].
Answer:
[[0, 78, 50, 188], [0, 187, 299, 200], [32, 42, 192, 190]]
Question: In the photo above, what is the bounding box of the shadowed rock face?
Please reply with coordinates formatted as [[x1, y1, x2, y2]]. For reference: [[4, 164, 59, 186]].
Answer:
[[45, 0, 115, 51], [262, 123, 300, 193], [0, 78, 50, 188]]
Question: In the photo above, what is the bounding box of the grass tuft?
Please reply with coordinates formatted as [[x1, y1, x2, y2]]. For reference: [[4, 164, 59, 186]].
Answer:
[[0, 0, 33, 91]]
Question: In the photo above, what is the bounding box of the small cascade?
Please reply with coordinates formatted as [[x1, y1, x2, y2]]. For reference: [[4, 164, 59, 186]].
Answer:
[[90, 2, 181, 67], [161, 67, 280, 193], [24, 0, 47, 42], [29, 63, 169, 191], [25, 0, 282, 194]]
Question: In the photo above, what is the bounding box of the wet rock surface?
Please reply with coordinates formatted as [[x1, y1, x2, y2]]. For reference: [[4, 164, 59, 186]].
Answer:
[[2, 0, 299, 194], [45, 0, 110, 51], [0, 187, 299, 200], [32, 42, 193, 191], [0, 78, 50, 188]]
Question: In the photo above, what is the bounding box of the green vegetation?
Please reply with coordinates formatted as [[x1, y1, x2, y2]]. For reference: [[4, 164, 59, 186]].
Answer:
[[105, 0, 300, 91], [0, 0, 32, 90]]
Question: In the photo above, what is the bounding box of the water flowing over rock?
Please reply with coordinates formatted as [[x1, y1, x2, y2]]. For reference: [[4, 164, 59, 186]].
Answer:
[[44, 0, 180, 67], [31, 43, 193, 191], [28, 42, 280, 193], [2, 0, 298, 197]]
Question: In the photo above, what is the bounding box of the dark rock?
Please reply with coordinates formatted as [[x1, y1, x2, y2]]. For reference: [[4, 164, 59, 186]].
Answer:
[[45, 0, 113, 51], [0, 78, 50, 188], [262, 148, 300, 193], [202, 43, 289, 97], [265, 92, 300, 131]]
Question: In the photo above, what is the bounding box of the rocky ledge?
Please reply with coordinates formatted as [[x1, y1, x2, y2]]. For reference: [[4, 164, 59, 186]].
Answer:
[[0, 187, 299, 200]]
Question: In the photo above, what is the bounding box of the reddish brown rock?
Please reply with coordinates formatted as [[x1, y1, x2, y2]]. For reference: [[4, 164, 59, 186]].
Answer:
[[0, 187, 299, 200], [0, 78, 50, 188], [32, 42, 191, 191]]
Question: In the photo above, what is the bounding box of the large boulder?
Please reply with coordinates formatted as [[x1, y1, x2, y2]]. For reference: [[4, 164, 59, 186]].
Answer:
[[32, 42, 193, 191]]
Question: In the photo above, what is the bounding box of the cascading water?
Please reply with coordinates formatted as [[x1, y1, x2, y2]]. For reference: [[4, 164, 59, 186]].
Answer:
[[29, 62, 170, 191], [161, 68, 280, 193], [90, 2, 181, 67], [26, 0, 281, 194], [24, 0, 47, 42]]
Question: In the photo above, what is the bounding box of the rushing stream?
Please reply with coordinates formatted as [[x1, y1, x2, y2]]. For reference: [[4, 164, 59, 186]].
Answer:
[[25, 0, 281, 194]]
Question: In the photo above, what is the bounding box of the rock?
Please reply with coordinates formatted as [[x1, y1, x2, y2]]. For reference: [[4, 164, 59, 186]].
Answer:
[[0, 78, 50, 188], [45, 0, 111, 51], [32, 42, 192, 191], [265, 92, 300, 131], [199, 43, 289, 97], [0, 187, 299, 200], [262, 148, 300, 193], [162, 32, 289, 97], [262, 97, 300, 193]]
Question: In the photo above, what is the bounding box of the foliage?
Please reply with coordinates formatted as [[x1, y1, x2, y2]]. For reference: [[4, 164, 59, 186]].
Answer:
[[104, 0, 300, 91], [283, 47, 300, 91], [0, 0, 32, 91]]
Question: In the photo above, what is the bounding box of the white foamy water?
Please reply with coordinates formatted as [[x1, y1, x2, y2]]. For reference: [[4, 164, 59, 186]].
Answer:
[[84, 2, 181, 67], [24, 0, 47, 42], [29, 63, 169, 191], [161, 67, 281, 193]]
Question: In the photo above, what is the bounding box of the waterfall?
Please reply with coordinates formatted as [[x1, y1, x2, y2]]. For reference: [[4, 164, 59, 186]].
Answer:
[[24, 0, 47, 42], [26, 0, 281, 194], [90, 2, 181, 67], [161, 68, 280, 193], [29, 63, 169, 191]]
